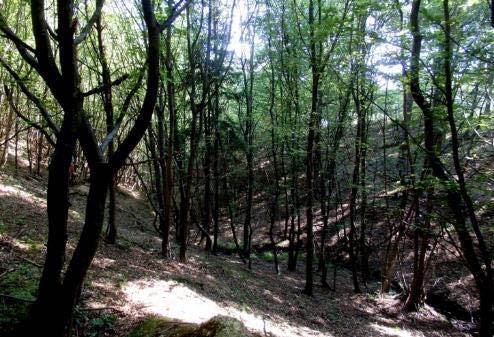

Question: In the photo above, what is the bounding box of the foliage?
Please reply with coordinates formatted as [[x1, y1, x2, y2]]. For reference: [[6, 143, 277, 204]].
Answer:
[[0, 0, 493, 334], [0, 263, 39, 333]]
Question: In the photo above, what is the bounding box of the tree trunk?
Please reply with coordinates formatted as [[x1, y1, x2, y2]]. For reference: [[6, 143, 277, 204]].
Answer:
[[96, 15, 117, 244], [409, 1, 493, 334], [162, 0, 176, 258], [32, 104, 79, 336], [59, 163, 111, 334], [404, 189, 431, 310]]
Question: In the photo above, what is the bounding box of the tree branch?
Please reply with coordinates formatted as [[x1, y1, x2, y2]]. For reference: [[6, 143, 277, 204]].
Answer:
[[98, 68, 145, 153], [0, 57, 60, 135], [78, 111, 105, 168], [158, 0, 193, 32], [31, 0, 62, 94], [0, 14, 36, 54], [99, 115, 123, 153], [110, 0, 162, 170], [4, 85, 57, 147], [74, 0, 106, 45], [81, 74, 129, 97]]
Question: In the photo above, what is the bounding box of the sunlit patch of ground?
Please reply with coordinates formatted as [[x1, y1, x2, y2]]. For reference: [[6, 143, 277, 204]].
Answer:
[[0, 180, 46, 209], [370, 323, 416, 337], [92, 257, 116, 269], [123, 278, 332, 337], [123, 279, 220, 323]]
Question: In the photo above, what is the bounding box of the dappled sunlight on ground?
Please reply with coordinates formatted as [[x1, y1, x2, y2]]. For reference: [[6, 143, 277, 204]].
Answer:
[[92, 257, 116, 269], [123, 278, 332, 337], [0, 173, 83, 227], [370, 323, 416, 337], [0, 181, 46, 209], [0, 169, 468, 337]]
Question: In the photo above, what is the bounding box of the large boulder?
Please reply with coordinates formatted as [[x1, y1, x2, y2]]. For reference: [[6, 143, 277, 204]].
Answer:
[[129, 315, 254, 337]]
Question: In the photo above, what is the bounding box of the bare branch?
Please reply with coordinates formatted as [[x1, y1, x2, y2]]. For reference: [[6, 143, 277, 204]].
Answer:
[[99, 116, 123, 153], [74, 0, 106, 45], [158, 0, 193, 32], [78, 111, 104, 167], [81, 74, 129, 97], [98, 67, 145, 153]]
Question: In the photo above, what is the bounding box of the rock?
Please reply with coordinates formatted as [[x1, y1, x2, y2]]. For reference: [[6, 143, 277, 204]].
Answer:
[[129, 315, 254, 337], [70, 184, 89, 196], [194, 316, 252, 337]]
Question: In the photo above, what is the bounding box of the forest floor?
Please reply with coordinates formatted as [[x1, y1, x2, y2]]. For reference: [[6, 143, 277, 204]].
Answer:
[[0, 165, 471, 337]]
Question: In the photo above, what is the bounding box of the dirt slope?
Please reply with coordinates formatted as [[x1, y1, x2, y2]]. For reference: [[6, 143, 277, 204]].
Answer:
[[0, 169, 467, 337]]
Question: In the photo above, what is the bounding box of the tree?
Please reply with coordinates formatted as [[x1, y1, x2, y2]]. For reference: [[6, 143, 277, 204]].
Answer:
[[407, 0, 493, 334], [0, 0, 189, 334]]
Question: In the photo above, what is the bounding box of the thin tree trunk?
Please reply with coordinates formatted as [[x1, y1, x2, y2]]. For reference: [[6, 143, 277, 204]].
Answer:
[[404, 188, 431, 310], [96, 15, 117, 244], [409, 1, 493, 334], [304, 0, 319, 296]]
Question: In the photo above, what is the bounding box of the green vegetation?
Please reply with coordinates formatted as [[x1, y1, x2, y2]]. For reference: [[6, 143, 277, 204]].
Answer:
[[0, 0, 493, 336], [128, 316, 195, 337], [128, 316, 251, 337], [0, 263, 39, 333], [0, 220, 6, 234]]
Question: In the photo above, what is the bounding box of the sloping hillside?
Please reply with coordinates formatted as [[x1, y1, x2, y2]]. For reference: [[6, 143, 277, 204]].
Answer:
[[0, 167, 468, 337]]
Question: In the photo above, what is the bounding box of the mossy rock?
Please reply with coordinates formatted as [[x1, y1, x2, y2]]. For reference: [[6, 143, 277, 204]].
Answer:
[[194, 316, 251, 337], [128, 316, 194, 337], [129, 315, 252, 337]]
